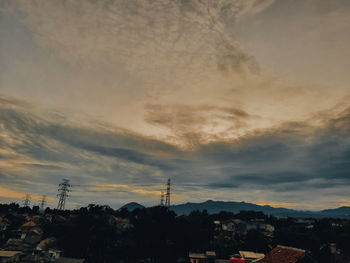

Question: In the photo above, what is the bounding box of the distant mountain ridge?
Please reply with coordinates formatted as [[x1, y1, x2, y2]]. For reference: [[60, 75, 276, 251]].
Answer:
[[118, 200, 350, 218], [119, 202, 145, 211], [321, 206, 350, 217], [169, 200, 296, 216]]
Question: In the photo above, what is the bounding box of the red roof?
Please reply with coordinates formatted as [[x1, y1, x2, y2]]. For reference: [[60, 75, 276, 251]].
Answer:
[[256, 245, 305, 263]]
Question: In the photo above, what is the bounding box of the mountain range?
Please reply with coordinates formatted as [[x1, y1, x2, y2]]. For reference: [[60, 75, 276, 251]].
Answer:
[[119, 200, 350, 218]]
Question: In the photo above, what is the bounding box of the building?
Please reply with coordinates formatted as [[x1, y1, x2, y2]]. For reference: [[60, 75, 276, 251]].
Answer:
[[206, 251, 216, 263], [46, 248, 62, 262], [20, 221, 37, 232], [239, 251, 264, 262], [56, 258, 85, 263], [219, 220, 274, 235], [0, 251, 21, 263], [189, 251, 216, 263], [0, 222, 9, 232], [255, 245, 314, 263], [189, 253, 207, 263], [0, 222, 9, 242]]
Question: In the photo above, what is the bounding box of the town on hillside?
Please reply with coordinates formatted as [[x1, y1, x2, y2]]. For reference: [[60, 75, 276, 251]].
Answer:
[[0, 203, 350, 263]]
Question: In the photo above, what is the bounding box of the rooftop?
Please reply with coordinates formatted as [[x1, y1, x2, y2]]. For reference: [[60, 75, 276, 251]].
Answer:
[[56, 257, 85, 263], [0, 250, 21, 258], [206, 251, 216, 257], [256, 245, 305, 263], [239, 251, 265, 260], [189, 253, 207, 259]]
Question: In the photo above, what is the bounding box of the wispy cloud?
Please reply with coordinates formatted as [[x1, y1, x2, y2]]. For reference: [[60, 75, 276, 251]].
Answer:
[[4, 0, 270, 79], [0, 185, 54, 202], [0, 95, 350, 209], [1, 0, 350, 210], [145, 104, 258, 148], [256, 199, 296, 208]]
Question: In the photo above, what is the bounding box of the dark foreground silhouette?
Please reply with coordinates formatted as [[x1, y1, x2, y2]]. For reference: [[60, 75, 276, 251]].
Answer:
[[0, 203, 349, 263]]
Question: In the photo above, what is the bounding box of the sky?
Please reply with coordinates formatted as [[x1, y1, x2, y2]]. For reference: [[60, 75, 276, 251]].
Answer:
[[0, 0, 349, 210]]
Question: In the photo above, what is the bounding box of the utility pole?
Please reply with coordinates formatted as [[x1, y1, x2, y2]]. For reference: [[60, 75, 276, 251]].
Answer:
[[23, 194, 31, 207], [165, 178, 171, 208], [57, 179, 71, 210], [40, 195, 47, 211], [160, 191, 165, 206]]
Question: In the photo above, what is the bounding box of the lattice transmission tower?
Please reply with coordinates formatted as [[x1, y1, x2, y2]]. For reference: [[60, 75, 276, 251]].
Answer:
[[40, 195, 47, 211], [160, 191, 165, 206], [165, 179, 171, 208], [57, 179, 71, 210], [23, 194, 31, 207]]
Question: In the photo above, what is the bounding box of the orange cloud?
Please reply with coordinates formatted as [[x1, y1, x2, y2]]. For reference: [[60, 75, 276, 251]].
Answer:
[[0, 185, 55, 202], [339, 198, 350, 207], [92, 183, 187, 202], [97, 184, 131, 189], [131, 189, 161, 198], [256, 199, 296, 208]]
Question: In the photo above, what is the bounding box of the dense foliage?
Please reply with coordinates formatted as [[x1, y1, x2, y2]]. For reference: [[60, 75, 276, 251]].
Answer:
[[1, 203, 349, 263]]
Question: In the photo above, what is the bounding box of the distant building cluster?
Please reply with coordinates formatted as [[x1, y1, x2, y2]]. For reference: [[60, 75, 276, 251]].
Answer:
[[0, 213, 85, 262], [214, 219, 275, 236], [189, 245, 330, 263]]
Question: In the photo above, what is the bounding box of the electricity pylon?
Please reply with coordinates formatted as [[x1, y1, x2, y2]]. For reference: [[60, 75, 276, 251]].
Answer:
[[40, 195, 47, 211], [165, 179, 171, 208], [23, 194, 31, 207], [57, 179, 71, 210], [160, 191, 165, 206]]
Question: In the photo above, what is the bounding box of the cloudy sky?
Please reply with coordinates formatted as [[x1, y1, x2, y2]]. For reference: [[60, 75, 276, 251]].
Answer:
[[0, 0, 349, 210]]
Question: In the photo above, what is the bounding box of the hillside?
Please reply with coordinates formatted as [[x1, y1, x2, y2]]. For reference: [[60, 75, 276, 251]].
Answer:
[[170, 200, 349, 218], [119, 202, 145, 211]]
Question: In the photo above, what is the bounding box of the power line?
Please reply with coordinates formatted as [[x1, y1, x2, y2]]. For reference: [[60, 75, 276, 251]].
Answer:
[[57, 179, 71, 210]]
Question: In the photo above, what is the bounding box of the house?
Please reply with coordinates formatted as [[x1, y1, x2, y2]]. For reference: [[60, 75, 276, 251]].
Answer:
[[294, 219, 315, 225], [239, 251, 264, 262], [189, 253, 207, 263], [45, 248, 61, 262], [109, 216, 133, 230], [328, 243, 350, 263], [230, 254, 245, 263], [334, 252, 350, 263], [56, 257, 85, 263], [0, 250, 21, 263], [222, 221, 236, 232], [259, 224, 275, 233], [20, 221, 37, 232], [33, 237, 57, 260], [23, 229, 43, 245], [246, 222, 259, 231], [206, 251, 216, 263], [5, 238, 32, 252], [0, 222, 9, 242], [189, 251, 216, 263], [245, 221, 274, 233], [0, 222, 9, 232], [214, 221, 221, 231], [36, 237, 56, 251], [255, 245, 314, 263], [221, 219, 246, 233]]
